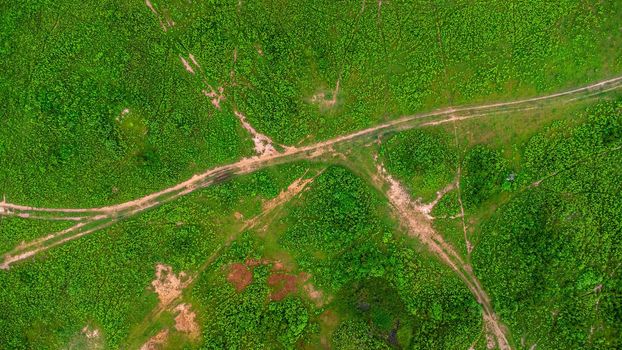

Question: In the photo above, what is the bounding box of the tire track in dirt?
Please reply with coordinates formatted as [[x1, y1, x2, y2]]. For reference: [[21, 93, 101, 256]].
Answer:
[[1, 76, 622, 269]]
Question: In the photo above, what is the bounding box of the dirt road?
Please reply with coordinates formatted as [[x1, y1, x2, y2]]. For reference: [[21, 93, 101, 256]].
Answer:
[[1, 75, 621, 270], [373, 161, 510, 349]]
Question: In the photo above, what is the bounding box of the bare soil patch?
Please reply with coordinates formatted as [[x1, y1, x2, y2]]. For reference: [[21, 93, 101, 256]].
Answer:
[[179, 55, 195, 74], [268, 273, 300, 300], [273, 260, 285, 270], [144, 0, 169, 32], [484, 313, 511, 350], [234, 110, 278, 156], [152, 264, 192, 308], [310, 79, 341, 110], [303, 282, 329, 307], [67, 325, 103, 350], [227, 263, 252, 292], [140, 329, 168, 350], [245, 171, 322, 231], [262, 175, 314, 212], [202, 85, 225, 109], [116, 108, 130, 122], [173, 303, 200, 339], [189, 54, 200, 68], [81, 325, 100, 339], [163, 11, 175, 28]]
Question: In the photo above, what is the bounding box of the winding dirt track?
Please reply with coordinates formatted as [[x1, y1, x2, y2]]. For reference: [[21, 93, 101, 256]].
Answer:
[[2, 76, 622, 350], [1, 75, 622, 270], [373, 165, 510, 349]]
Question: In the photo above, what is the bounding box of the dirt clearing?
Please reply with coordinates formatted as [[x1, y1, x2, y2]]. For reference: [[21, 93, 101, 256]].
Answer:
[[174, 303, 200, 338], [65, 325, 103, 350], [234, 110, 278, 156], [268, 273, 301, 300], [140, 329, 168, 350], [310, 79, 341, 109], [303, 282, 330, 307], [262, 176, 314, 212], [179, 55, 195, 74], [227, 263, 252, 292], [152, 264, 192, 308], [202, 85, 225, 109]]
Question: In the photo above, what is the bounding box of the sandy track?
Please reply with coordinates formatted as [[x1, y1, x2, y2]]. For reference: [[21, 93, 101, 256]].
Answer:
[[374, 161, 511, 349], [1, 76, 621, 269], [3, 75, 620, 217]]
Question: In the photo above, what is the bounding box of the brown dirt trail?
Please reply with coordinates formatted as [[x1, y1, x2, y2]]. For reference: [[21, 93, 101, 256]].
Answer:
[[374, 161, 511, 349], [2, 76, 621, 269]]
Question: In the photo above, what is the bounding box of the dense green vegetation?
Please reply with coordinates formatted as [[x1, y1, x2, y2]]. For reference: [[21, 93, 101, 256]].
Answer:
[[380, 128, 456, 201], [461, 145, 509, 208], [191, 166, 481, 349], [161, 0, 622, 145], [0, 164, 309, 349], [0, 218, 71, 253], [473, 101, 622, 349], [0, 0, 251, 208], [5, 0, 618, 207]]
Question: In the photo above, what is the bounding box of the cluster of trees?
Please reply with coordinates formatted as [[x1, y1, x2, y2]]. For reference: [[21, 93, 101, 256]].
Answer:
[[279, 166, 382, 267], [276, 166, 480, 348], [461, 145, 508, 208], [381, 129, 456, 201], [473, 100, 622, 349]]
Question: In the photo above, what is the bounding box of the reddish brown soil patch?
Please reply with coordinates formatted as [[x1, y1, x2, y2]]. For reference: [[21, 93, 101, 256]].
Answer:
[[226, 258, 290, 292], [227, 263, 252, 292], [268, 272, 309, 301], [273, 260, 285, 270]]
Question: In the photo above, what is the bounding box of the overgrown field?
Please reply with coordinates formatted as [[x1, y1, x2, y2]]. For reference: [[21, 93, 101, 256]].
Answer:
[[1, 1, 621, 349]]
